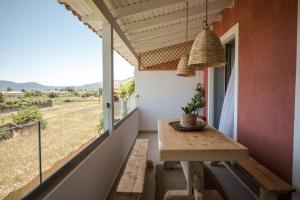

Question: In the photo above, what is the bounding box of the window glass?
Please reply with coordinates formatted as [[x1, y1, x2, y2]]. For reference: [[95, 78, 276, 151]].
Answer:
[[0, 1, 104, 198], [113, 51, 136, 124]]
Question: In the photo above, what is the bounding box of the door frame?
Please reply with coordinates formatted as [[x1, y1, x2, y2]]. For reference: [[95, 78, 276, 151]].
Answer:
[[293, 1, 300, 199], [207, 23, 239, 140]]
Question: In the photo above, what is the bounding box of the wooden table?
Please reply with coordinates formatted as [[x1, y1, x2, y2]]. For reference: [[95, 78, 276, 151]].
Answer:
[[158, 119, 249, 200]]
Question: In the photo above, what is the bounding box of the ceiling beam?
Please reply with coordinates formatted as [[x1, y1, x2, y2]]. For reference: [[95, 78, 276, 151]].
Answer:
[[112, 0, 186, 19], [92, 0, 138, 59], [126, 14, 222, 42], [135, 35, 197, 53], [119, 0, 233, 32]]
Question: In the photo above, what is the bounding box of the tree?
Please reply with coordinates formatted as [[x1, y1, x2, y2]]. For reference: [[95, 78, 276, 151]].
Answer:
[[24, 90, 42, 97], [6, 87, 13, 92], [117, 79, 135, 117], [0, 92, 5, 103], [98, 88, 103, 96], [12, 106, 46, 128], [48, 92, 59, 98], [21, 89, 26, 92], [117, 79, 135, 100], [64, 87, 75, 93]]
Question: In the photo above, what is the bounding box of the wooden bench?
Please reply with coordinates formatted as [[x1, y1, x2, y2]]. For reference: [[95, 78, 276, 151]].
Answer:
[[116, 139, 151, 199], [223, 157, 295, 200]]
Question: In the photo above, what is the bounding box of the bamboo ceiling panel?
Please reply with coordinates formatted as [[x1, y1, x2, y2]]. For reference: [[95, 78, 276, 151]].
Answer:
[[139, 41, 193, 71]]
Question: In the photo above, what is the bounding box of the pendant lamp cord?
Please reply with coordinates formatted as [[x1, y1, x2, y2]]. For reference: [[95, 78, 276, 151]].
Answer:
[[202, 0, 209, 29], [206, 0, 208, 28], [185, 2, 188, 43]]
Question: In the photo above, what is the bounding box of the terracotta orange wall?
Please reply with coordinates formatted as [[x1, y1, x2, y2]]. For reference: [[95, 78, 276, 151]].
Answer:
[[209, 0, 297, 183]]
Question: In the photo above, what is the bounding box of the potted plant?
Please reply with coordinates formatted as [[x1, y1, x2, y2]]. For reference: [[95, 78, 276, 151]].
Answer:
[[181, 84, 206, 128]]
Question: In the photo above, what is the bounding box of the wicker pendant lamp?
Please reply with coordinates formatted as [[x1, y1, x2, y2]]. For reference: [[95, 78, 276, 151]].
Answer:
[[177, 2, 195, 77], [188, 0, 226, 68]]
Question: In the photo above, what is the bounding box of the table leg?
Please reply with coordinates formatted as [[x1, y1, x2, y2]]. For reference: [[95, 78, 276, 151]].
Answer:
[[163, 161, 205, 200], [192, 161, 204, 200]]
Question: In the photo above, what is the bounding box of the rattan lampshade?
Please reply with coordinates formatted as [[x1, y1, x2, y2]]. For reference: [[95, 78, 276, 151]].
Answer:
[[188, 28, 226, 68], [176, 53, 195, 77], [188, 0, 226, 68], [176, 2, 195, 77]]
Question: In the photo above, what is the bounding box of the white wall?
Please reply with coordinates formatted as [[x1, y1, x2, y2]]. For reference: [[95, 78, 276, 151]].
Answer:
[[44, 111, 139, 200], [136, 70, 203, 131], [293, 1, 300, 199]]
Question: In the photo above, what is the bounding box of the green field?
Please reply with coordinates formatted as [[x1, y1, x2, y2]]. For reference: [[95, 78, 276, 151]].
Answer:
[[0, 96, 114, 199]]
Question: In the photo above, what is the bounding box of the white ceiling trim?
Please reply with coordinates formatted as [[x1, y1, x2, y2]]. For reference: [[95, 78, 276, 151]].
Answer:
[[126, 14, 222, 42], [118, 0, 232, 32], [112, 0, 187, 19]]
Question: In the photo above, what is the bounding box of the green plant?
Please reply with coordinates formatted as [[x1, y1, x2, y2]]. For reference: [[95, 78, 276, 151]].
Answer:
[[12, 106, 46, 128], [0, 92, 5, 103], [181, 84, 206, 115], [117, 79, 135, 100], [98, 88, 103, 96], [81, 92, 94, 98], [24, 90, 42, 97], [0, 114, 4, 128], [64, 99, 73, 103], [6, 87, 13, 92], [64, 87, 75, 93], [97, 113, 104, 133], [48, 92, 59, 98]]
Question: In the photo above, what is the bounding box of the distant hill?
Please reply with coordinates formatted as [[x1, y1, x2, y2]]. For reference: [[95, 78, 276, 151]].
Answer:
[[0, 80, 127, 91], [79, 82, 102, 90], [0, 80, 54, 91]]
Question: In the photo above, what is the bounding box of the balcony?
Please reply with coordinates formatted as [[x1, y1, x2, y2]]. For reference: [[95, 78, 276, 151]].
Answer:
[[1, 0, 300, 200]]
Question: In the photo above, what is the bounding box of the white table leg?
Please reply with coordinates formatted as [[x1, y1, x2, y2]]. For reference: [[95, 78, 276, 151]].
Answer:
[[163, 161, 205, 200]]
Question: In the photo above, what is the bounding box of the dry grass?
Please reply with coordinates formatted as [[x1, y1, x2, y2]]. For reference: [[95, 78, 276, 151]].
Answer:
[[0, 100, 105, 199]]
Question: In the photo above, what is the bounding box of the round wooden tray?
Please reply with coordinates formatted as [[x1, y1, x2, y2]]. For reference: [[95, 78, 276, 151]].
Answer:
[[168, 120, 207, 132]]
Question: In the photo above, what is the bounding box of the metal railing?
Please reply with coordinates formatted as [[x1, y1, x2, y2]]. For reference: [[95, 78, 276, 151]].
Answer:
[[0, 105, 103, 200]]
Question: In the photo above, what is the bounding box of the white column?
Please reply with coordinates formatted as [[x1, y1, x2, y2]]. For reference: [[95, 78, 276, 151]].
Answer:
[[293, 1, 300, 199], [102, 22, 114, 133]]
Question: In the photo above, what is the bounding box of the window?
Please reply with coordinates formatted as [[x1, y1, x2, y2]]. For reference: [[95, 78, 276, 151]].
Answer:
[[0, 1, 104, 199], [113, 42, 136, 124]]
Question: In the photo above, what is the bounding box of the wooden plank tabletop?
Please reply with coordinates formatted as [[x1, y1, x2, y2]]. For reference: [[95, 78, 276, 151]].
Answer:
[[158, 119, 249, 161]]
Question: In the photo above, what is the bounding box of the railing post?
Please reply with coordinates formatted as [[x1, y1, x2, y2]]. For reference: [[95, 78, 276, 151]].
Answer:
[[38, 121, 42, 183], [102, 22, 114, 133]]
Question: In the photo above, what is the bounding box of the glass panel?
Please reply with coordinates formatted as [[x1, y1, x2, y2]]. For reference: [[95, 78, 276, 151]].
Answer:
[[0, 0, 105, 198], [113, 51, 136, 123], [0, 121, 40, 200], [41, 102, 103, 180]]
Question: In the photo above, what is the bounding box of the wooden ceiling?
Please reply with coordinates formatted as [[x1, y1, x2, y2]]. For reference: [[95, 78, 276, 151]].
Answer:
[[58, 0, 234, 70]]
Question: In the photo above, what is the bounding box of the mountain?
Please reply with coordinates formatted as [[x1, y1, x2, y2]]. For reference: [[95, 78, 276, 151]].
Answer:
[[0, 80, 103, 91], [0, 80, 126, 91], [79, 82, 102, 90], [0, 80, 55, 91]]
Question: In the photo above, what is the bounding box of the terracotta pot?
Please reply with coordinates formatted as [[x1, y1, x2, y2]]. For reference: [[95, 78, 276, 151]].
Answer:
[[180, 113, 197, 128]]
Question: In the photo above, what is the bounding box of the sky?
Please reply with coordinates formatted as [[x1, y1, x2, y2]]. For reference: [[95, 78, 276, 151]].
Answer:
[[0, 0, 135, 86]]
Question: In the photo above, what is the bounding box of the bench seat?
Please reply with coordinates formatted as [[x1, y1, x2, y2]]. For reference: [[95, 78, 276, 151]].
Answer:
[[116, 139, 149, 197], [238, 157, 294, 195], [224, 157, 294, 200]]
